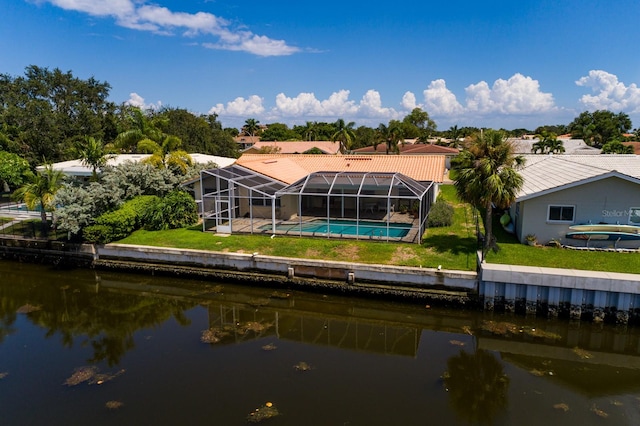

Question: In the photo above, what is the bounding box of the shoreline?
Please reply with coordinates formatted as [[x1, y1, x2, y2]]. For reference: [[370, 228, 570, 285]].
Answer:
[[2, 236, 640, 324]]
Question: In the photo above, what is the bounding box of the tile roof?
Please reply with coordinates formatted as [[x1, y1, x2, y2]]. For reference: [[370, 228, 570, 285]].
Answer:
[[623, 142, 640, 154], [353, 143, 459, 155], [243, 140, 341, 155], [236, 154, 446, 184], [517, 154, 640, 200]]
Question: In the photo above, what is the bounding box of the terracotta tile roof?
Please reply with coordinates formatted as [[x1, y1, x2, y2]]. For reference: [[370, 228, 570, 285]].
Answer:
[[243, 141, 341, 154], [353, 143, 459, 155], [623, 142, 640, 154], [236, 154, 446, 184]]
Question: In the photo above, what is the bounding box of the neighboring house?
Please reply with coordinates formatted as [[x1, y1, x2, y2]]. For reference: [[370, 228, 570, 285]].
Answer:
[[352, 143, 459, 169], [197, 154, 447, 243], [508, 138, 601, 155], [43, 153, 236, 182], [242, 141, 341, 155], [507, 155, 640, 248], [234, 136, 260, 150]]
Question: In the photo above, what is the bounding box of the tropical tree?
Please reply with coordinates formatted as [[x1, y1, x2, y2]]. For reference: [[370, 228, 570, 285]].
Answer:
[[74, 136, 111, 181], [375, 121, 404, 154], [137, 135, 193, 175], [531, 131, 564, 154], [601, 140, 634, 154], [0, 151, 30, 192], [13, 165, 65, 234], [402, 107, 437, 140], [453, 130, 525, 250], [243, 118, 260, 137], [331, 118, 356, 154], [113, 107, 165, 153], [568, 110, 632, 147]]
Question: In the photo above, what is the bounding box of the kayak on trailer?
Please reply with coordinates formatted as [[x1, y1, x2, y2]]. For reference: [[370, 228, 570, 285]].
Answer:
[[566, 231, 640, 241], [569, 224, 640, 234]]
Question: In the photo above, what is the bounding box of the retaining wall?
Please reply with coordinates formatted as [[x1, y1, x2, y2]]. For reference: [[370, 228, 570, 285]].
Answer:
[[481, 263, 640, 324]]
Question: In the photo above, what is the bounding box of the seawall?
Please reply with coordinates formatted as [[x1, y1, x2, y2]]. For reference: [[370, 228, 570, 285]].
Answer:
[[3, 236, 640, 324]]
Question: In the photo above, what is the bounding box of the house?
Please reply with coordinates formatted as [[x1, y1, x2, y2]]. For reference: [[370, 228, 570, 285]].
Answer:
[[506, 154, 640, 248], [197, 154, 447, 243], [242, 141, 341, 155], [508, 137, 601, 155], [234, 136, 260, 150], [43, 153, 236, 182], [352, 143, 459, 169]]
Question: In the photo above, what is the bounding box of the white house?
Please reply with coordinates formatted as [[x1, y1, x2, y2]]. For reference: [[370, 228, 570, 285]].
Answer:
[[507, 154, 640, 248]]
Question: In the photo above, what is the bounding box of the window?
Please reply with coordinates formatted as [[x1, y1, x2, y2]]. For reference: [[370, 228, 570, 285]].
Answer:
[[629, 207, 640, 224], [547, 205, 575, 222]]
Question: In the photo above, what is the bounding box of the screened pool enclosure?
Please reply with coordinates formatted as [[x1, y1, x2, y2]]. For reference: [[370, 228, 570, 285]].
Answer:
[[200, 166, 436, 243]]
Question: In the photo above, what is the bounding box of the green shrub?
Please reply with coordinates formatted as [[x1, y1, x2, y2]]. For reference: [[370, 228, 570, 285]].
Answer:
[[82, 224, 113, 244], [95, 207, 137, 241], [122, 195, 160, 228], [428, 200, 454, 227], [143, 190, 198, 231]]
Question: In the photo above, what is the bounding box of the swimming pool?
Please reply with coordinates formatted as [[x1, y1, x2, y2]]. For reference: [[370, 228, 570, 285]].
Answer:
[[262, 219, 412, 238]]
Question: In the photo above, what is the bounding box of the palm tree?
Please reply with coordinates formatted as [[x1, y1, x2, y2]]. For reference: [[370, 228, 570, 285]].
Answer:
[[243, 118, 260, 138], [138, 135, 193, 174], [13, 165, 65, 234], [74, 136, 111, 181], [113, 107, 165, 153], [453, 130, 524, 251], [376, 121, 404, 154], [331, 118, 356, 154]]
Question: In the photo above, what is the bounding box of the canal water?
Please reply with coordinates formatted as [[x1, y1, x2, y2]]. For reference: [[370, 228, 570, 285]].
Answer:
[[2, 260, 640, 425]]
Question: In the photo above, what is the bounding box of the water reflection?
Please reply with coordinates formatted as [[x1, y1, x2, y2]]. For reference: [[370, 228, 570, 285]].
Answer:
[[443, 348, 509, 424], [2, 260, 640, 424]]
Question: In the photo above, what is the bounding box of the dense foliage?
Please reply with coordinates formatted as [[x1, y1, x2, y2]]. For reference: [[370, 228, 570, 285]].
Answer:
[[427, 199, 454, 227]]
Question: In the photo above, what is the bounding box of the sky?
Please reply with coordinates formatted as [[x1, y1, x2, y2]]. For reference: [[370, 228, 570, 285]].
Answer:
[[3, 0, 640, 131]]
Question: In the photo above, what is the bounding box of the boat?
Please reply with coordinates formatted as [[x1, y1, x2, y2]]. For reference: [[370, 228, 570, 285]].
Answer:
[[566, 231, 640, 241], [569, 224, 640, 234]]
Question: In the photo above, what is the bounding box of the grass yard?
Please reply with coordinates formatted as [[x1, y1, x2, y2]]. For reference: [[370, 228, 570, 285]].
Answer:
[[120, 185, 480, 271], [1, 183, 627, 274]]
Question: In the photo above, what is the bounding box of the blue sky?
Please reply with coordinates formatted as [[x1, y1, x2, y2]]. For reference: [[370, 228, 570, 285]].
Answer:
[[3, 0, 640, 131]]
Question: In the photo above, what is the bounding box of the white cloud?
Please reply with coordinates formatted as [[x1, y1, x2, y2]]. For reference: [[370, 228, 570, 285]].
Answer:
[[465, 74, 554, 114], [576, 70, 640, 113], [43, 0, 299, 56], [401, 91, 418, 110], [209, 95, 265, 116], [125, 92, 161, 110], [423, 79, 464, 115], [214, 90, 402, 124], [207, 74, 581, 129]]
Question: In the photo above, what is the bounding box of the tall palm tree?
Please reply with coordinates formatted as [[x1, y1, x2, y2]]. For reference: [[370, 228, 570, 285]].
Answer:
[[13, 165, 65, 234], [243, 118, 260, 138], [74, 136, 111, 181], [113, 107, 164, 153], [376, 121, 404, 154], [331, 118, 356, 154], [453, 130, 524, 250]]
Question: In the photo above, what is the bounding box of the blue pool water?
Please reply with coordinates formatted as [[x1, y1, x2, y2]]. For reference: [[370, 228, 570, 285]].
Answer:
[[263, 219, 411, 238]]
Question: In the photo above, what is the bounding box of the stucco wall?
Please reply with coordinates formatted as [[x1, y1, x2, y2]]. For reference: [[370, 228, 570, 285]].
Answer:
[[518, 176, 640, 247]]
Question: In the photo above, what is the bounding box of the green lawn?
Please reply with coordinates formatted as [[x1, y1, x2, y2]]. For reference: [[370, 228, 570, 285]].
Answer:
[[96, 184, 640, 274], [120, 185, 479, 271], [2, 185, 640, 274]]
